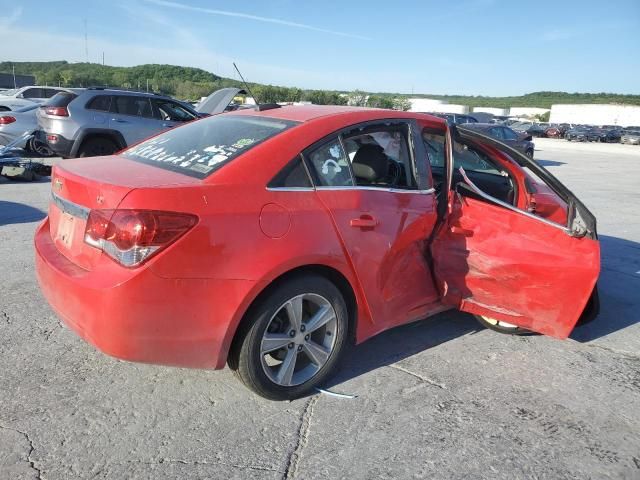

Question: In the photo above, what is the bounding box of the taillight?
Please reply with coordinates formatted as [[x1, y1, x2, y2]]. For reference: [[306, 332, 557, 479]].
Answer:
[[84, 209, 197, 267], [44, 106, 69, 116], [0, 116, 16, 125]]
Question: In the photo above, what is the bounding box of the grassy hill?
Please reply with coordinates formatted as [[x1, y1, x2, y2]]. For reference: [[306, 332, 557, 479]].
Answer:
[[2, 61, 639, 108]]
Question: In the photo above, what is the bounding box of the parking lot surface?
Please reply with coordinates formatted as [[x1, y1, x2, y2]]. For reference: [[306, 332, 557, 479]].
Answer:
[[1, 138, 639, 479]]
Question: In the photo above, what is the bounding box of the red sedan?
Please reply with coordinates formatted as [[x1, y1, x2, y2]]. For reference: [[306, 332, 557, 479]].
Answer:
[[35, 106, 600, 400]]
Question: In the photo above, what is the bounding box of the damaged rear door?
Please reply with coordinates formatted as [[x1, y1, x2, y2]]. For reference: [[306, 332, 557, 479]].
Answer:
[[431, 127, 600, 338]]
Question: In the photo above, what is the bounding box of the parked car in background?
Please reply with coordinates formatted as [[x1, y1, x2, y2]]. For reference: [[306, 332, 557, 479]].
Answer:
[[38, 87, 243, 158], [0, 104, 52, 155], [37, 88, 199, 158], [596, 127, 622, 143], [621, 128, 640, 145], [0, 86, 72, 111], [35, 106, 599, 400], [565, 126, 596, 142], [429, 112, 478, 126], [544, 124, 563, 138], [526, 123, 548, 137], [462, 123, 535, 157]]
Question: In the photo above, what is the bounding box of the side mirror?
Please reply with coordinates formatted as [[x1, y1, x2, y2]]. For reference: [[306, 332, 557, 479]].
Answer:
[[525, 135, 533, 141]]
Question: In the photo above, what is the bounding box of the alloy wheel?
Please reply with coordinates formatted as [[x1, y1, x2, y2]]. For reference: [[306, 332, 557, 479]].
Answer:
[[260, 293, 337, 387]]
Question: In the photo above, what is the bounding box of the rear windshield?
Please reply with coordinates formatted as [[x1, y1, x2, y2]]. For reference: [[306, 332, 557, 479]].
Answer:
[[45, 92, 77, 107], [122, 115, 298, 178]]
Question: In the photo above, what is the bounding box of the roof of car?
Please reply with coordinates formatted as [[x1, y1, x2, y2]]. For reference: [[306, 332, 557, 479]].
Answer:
[[460, 123, 494, 129], [229, 104, 442, 123]]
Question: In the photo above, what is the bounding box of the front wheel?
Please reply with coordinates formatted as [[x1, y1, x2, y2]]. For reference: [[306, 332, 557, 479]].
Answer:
[[230, 274, 349, 400], [475, 315, 528, 335]]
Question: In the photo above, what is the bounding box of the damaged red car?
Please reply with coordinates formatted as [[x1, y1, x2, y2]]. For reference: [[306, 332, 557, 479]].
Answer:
[[35, 106, 600, 400]]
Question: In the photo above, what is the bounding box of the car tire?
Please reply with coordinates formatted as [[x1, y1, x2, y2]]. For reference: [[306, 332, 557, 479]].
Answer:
[[78, 137, 118, 157], [475, 315, 528, 335], [230, 274, 349, 400], [525, 149, 534, 159], [27, 137, 53, 157]]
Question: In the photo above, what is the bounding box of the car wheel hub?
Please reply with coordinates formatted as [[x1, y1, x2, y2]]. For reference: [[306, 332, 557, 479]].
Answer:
[[260, 293, 337, 387]]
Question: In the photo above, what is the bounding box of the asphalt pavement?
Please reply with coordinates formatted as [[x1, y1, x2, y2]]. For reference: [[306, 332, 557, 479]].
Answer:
[[0, 138, 638, 479]]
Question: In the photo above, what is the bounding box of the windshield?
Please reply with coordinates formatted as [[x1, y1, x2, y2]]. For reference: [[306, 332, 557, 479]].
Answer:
[[123, 114, 299, 178]]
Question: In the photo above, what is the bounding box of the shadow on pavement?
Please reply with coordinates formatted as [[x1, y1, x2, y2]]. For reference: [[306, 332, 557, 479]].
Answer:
[[572, 235, 640, 342], [535, 159, 567, 167], [325, 310, 481, 389], [0, 200, 46, 226], [326, 233, 639, 388]]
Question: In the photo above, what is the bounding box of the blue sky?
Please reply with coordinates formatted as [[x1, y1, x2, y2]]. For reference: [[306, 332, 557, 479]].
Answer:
[[1, 0, 639, 95]]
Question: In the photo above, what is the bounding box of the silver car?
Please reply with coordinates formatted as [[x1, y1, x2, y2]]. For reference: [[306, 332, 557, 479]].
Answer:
[[37, 87, 243, 158], [0, 104, 50, 155], [0, 86, 71, 111], [621, 129, 640, 145]]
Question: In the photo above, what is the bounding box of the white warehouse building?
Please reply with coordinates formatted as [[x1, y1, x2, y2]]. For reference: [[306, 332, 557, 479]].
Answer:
[[549, 104, 640, 127], [408, 98, 469, 114]]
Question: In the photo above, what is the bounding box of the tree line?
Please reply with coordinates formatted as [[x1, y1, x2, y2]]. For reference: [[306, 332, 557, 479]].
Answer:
[[2, 61, 639, 109]]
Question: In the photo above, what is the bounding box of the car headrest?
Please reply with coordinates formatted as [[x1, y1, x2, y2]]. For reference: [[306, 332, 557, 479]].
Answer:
[[352, 144, 388, 182]]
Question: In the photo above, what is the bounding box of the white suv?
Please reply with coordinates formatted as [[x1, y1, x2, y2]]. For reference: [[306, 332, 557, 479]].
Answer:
[[0, 86, 71, 111]]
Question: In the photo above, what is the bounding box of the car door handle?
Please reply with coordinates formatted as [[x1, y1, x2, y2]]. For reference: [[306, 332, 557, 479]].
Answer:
[[162, 123, 176, 128], [450, 226, 474, 236], [111, 118, 129, 123], [350, 215, 378, 229]]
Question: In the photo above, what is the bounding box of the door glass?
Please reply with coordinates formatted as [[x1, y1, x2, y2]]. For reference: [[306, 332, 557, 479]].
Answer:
[[502, 128, 519, 140], [87, 95, 112, 112], [112, 96, 154, 118], [306, 139, 353, 187], [489, 127, 504, 140], [23, 88, 43, 99], [342, 124, 417, 189]]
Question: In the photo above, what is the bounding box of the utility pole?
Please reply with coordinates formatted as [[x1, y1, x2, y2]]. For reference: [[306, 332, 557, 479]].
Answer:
[[84, 19, 89, 63], [12, 64, 16, 88], [102, 52, 105, 66], [146, 79, 149, 92]]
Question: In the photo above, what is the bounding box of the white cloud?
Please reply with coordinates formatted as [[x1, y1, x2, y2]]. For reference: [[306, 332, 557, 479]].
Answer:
[[142, 0, 372, 40]]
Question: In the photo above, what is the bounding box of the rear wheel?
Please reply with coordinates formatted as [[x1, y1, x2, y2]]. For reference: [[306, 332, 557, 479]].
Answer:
[[230, 274, 349, 400], [78, 137, 118, 157], [525, 149, 534, 159], [475, 314, 528, 335]]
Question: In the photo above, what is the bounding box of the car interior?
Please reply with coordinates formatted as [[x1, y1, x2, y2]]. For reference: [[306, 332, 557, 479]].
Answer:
[[423, 128, 516, 206], [305, 124, 417, 190]]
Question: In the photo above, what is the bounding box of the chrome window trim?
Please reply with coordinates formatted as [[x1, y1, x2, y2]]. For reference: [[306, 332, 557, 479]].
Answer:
[[51, 192, 90, 220], [266, 186, 315, 192], [316, 186, 436, 194]]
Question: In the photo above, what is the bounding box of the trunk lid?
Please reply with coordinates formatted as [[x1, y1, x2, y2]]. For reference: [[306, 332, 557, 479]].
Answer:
[[48, 155, 201, 270]]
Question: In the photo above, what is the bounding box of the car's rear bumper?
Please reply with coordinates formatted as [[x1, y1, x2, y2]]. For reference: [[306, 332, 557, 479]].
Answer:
[[35, 217, 255, 369], [43, 132, 74, 158]]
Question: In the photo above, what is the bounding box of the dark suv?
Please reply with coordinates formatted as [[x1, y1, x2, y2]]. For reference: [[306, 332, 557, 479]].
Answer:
[[462, 123, 535, 158], [36, 88, 201, 158]]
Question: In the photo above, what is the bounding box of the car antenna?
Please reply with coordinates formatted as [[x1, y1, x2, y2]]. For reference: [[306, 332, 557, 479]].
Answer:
[[232, 63, 280, 111], [233, 62, 260, 105]]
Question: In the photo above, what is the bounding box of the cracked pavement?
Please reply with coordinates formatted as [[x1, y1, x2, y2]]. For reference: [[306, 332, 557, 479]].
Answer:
[[1, 138, 639, 479]]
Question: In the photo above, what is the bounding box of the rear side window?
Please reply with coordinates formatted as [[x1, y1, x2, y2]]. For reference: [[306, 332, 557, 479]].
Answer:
[[123, 115, 298, 178], [86, 95, 112, 112], [112, 96, 154, 118], [268, 156, 312, 188], [22, 88, 44, 99]]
